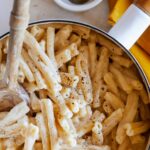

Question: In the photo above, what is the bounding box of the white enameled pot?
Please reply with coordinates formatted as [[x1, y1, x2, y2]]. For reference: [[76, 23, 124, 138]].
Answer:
[[0, 0, 150, 149]]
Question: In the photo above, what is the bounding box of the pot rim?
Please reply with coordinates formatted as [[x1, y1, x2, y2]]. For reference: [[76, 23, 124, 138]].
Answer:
[[0, 19, 149, 96]]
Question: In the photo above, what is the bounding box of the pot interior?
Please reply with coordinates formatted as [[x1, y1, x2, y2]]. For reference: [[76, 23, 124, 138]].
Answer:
[[0, 20, 149, 149]]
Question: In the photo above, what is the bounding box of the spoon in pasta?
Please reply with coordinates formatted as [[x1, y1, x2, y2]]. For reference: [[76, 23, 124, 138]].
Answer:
[[0, 0, 30, 111]]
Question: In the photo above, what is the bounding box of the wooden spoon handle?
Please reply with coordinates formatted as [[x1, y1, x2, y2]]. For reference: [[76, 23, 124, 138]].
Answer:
[[6, 0, 30, 88], [136, 0, 150, 15]]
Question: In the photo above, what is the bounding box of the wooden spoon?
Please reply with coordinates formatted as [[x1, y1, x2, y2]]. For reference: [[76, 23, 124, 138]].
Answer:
[[0, 0, 30, 111]]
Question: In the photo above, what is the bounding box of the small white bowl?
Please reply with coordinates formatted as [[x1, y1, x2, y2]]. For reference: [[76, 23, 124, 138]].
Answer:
[[54, 0, 103, 12]]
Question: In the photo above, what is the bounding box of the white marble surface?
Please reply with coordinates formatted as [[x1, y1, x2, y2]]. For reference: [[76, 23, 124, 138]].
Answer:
[[0, 0, 111, 36]]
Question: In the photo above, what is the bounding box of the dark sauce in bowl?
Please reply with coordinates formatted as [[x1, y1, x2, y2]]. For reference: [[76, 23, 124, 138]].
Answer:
[[69, 0, 89, 4]]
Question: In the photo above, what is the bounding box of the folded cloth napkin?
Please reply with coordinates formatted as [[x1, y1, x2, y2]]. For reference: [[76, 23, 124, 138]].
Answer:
[[108, 0, 150, 82]]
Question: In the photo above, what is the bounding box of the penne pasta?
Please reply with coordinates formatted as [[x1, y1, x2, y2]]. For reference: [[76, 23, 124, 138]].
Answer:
[[0, 115, 29, 139], [46, 27, 55, 60], [104, 92, 125, 110], [116, 92, 139, 144], [124, 120, 150, 136], [118, 137, 132, 150], [30, 92, 41, 112], [76, 54, 93, 104], [60, 87, 71, 99], [79, 46, 89, 65], [0, 122, 26, 138], [3, 138, 17, 149], [41, 99, 58, 150], [110, 55, 133, 68], [56, 115, 77, 146], [132, 143, 147, 150], [93, 47, 109, 108], [129, 135, 146, 144], [57, 115, 70, 135], [88, 41, 97, 78], [20, 57, 35, 82], [69, 34, 81, 47], [103, 100, 114, 115], [92, 121, 103, 145], [60, 64, 68, 72], [30, 25, 45, 41], [28, 50, 62, 96], [56, 43, 79, 68], [66, 98, 80, 114], [69, 89, 87, 109], [55, 25, 72, 50], [0, 102, 29, 127], [102, 108, 124, 136], [88, 31, 97, 42], [33, 142, 43, 150], [125, 76, 143, 91], [39, 39, 46, 52], [23, 82, 39, 93], [122, 67, 138, 80], [110, 127, 118, 150], [112, 62, 139, 80], [14, 135, 25, 147], [24, 31, 61, 83], [56, 48, 71, 68], [109, 64, 132, 94], [78, 106, 88, 118], [72, 25, 90, 39], [36, 113, 51, 150], [50, 92, 73, 119], [92, 110, 105, 123], [103, 72, 119, 95], [23, 124, 39, 150], [39, 89, 48, 99], [68, 65, 75, 75], [29, 117, 37, 126], [86, 105, 93, 119], [22, 50, 47, 90], [77, 121, 94, 138], [60, 144, 111, 150], [139, 88, 149, 104], [119, 89, 128, 103], [97, 34, 123, 55], [46, 27, 59, 76], [60, 72, 79, 88]]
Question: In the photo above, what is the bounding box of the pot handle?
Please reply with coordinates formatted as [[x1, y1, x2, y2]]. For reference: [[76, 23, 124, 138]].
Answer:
[[108, 0, 150, 50]]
